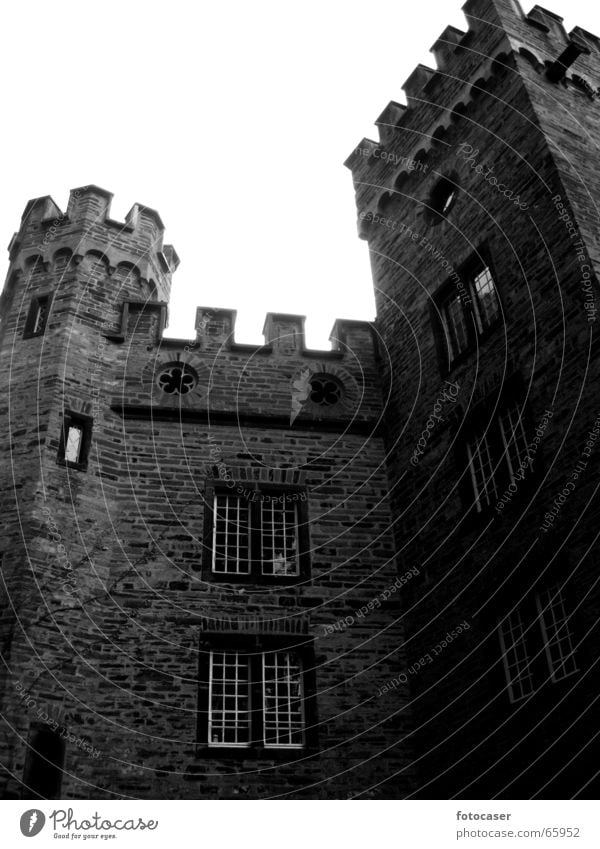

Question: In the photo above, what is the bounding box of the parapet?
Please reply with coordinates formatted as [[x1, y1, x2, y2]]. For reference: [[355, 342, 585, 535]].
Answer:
[[8, 185, 178, 303], [345, 0, 600, 220], [160, 305, 377, 360]]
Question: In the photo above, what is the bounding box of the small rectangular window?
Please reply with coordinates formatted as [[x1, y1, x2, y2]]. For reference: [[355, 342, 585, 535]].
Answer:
[[24, 294, 52, 338], [57, 412, 92, 470]]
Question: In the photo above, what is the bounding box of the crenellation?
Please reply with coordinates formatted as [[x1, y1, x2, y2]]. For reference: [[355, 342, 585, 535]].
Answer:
[[431, 26, 468, 70], [402, 64, 437, 105], [263, 312, 306, 354]]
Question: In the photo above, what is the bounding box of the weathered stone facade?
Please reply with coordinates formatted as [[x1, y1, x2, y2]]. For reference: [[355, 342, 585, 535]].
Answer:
[[0, 188, 412, 798], [345, 0, 600, 798], [3, 0, 600, 802]]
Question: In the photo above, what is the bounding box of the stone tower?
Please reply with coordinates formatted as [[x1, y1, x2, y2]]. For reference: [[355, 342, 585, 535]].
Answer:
[[0, 189, 412, 798], [345, 0, 600, 797]]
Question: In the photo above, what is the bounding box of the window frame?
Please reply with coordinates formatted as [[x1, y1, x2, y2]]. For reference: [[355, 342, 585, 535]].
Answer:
[[23, 292, 53, 339], [433, 250, 502, 373], [201, 481, 310, 584], [498, 586, 578, 704], [196, 633, 318, 759], [456, 377, 536, 518], [57, 411, 93, 471]]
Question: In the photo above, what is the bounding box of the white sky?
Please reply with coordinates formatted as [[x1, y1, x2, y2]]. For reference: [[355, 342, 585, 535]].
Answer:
[[2, 0, 599, 348]]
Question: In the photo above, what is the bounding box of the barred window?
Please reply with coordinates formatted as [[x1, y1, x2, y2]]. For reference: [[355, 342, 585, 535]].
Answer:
[[537, 587, 578, 681], [498, 588, 577, 703], [205, 487, 309, 582], [212, 495, 251, 574], [498, 608, 536, 702], [208, 651, 251, 747], [263, 651, 304, 747], [201, 644, 312, 752], [260, 500, 299, 576], [465, 402, 530, 513]]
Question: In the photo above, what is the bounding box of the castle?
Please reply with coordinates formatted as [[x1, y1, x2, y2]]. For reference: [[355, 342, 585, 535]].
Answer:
[[1, 0, 600, 799]]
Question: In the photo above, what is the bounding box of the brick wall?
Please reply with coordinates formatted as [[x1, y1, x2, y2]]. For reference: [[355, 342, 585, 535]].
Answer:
[[346, 0, 600, 798]]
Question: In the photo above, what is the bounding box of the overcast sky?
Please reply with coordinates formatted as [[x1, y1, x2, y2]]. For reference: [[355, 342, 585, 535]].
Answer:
[[2, 0, 599, 348]]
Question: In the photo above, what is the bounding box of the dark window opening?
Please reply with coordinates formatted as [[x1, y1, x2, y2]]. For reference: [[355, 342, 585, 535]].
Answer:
[[24, 294, 52, 338], [428, 176, 459, 220], [22, 726, 66, 799]]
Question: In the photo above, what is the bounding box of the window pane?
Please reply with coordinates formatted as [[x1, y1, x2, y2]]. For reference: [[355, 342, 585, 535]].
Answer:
[[260, 500, 299, 576], [498, 609, 536, 702], [537, 588, 578, 681], [441, 295, 469, 361], [212, 495, 251, 574], [498, 404, 530, 483], [64, 425, 83, 463], [263, 651, 304, 748], [466, 428, 498, 511], [33, 298, 48, 334], [208, 651, 251, 747], [471, 266, 500, 333]]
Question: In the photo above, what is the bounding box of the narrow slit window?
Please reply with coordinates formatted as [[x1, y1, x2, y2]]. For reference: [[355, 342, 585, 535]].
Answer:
[[64, 424, 83, 464], [57, 413, 92, 469], [24, 294, 51, 338]]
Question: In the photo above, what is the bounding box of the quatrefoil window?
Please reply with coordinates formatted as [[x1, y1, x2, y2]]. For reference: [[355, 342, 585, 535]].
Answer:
[[309, 375, 343, 407], [157, 363, 198, 395]]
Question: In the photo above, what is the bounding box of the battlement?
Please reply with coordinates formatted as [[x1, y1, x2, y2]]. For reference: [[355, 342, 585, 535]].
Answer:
[[181, 305, 376, 359], [116, 303, 381, 429], [7, 185, 179, 302], [345, 0, 600, 226]]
